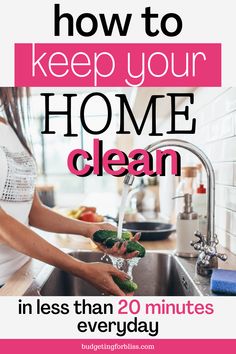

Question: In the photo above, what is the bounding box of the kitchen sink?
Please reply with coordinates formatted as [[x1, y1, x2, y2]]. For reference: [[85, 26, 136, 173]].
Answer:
[[24, 251, 210, 296]]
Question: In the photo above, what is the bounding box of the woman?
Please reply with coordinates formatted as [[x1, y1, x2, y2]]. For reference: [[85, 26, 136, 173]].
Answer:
[[0, 88, 139, 295]]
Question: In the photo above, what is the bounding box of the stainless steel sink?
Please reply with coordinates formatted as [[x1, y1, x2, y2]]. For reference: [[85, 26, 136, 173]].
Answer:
[[24, 251, 211, 296]]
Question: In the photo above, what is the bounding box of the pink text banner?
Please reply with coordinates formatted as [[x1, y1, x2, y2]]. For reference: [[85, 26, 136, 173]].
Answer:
[[15, 43, 221, 87], [0, 339, 235, 354]]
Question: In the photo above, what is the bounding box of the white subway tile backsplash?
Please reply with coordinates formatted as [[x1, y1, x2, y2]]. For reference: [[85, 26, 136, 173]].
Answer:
[[213, 88, 236, 118], [223, 137, 236, 161], [195, 111, 205, 127], [226, 88, 236, 112], [202, 104, 215, 123], [234, 164, 236, 186], [191, 87, 227, 116], [215, 227, 236, 253], [204, 141, 222, 162], [161, 87, 236, 254], [215, 226, 228, 248], [230, 211, 236, 236], [197, 124, 209, 142], [208, 121, 220, 142], [213, 95, 228, 119], [213, 163, 234, 185], [234, 112, 236, 135], [218, 113, 235, 140], [229, 234, 236, 254], [215, 206, 231, 233], [193, 88, 236, 253], [205, 137, 236, 163], [215, 185, 236, 210]]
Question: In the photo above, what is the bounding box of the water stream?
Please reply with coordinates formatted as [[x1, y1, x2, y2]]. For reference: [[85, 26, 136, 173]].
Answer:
[[108, 255, 142, 280], [117, 184, 130, 239], [102, 183, 143, 285]]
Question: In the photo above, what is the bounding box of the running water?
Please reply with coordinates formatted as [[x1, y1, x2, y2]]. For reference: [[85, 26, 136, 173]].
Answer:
[[126, 257, 142, 279], [104, 184, 142, 284], [117, 184, 130, 239], [109, 255, 142, 280]]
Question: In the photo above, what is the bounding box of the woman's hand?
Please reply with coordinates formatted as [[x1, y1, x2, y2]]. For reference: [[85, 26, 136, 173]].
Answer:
[[29, 196, 140, 260], [78, 262, 129, 296], [87, 222, 117, 236], [102, 233, 141, 259], [87, 222, 141, 259]]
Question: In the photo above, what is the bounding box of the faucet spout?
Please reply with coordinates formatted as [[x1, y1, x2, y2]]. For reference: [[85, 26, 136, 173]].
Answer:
[[124, 139, 227, 276]]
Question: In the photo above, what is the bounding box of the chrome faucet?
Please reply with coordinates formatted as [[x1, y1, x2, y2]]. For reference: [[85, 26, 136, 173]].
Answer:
[[124, 139, 227, 276]]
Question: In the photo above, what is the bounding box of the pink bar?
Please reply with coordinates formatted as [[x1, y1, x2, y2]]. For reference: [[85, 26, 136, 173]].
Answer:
[[15, 43, 221, 87], [0, 339, 234, 354]]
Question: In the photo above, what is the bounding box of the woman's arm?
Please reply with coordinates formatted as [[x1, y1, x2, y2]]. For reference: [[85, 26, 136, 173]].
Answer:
[[0, 207, 128, 295], [29, 192, 113, 238], [29, 192, 140, 258]]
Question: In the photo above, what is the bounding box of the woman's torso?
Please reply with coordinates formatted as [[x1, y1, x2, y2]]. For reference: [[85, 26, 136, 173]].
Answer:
[[0, 120, 37, 284]]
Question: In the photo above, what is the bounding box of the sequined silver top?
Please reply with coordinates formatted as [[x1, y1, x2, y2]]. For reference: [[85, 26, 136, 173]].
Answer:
[[0, 146, 37, 202]]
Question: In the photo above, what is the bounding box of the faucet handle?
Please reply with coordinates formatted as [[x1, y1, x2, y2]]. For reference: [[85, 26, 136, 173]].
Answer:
[[207, 234, 227, 261], [198, 249, 227, 268], [193, 230, 204, 241], [190, 230, 205, 251], [191, 231, 228, 266], [215, 252, 228, 261]]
